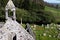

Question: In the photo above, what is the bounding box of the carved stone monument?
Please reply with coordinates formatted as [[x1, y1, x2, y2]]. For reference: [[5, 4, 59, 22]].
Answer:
[[25, 23, 35, 39], [0, 0, 35, 40], [5, 0, 16, 20]]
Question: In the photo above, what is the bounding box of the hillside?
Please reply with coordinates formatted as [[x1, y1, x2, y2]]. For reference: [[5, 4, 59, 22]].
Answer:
[[45, 6, 60, 23]]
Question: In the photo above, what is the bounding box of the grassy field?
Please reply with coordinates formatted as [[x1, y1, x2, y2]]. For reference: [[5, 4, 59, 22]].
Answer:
[[22, 24, 60, 40], [45, 6, 60, 23], [33, 24, 58, 40]]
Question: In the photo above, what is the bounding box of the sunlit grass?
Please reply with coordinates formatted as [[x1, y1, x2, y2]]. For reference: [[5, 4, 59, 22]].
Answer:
[[22, 24, 59, 40], [45, 6, 60, 23]]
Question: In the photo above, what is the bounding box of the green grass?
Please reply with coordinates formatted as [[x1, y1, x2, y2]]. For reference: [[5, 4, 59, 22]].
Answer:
[[22, 24, 59, 40], [31, 24, 59, 40], [45, 6, 60, 22]]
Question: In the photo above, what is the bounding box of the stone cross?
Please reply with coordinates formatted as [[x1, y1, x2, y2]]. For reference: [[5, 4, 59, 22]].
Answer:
[[5, 0, 16, 20]]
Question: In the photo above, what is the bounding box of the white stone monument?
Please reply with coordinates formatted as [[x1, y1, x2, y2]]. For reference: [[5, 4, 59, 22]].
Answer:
[[5, 0, 16, 20], [0, 0, 35, 40]]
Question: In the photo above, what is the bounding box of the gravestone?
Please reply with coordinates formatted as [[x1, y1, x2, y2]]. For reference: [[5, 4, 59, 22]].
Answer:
[[42, 24, 44, 27], [46, 24, 49, 28], [25, 23, 35, 39], [0, 0, 35, 40], [34, 24, 36, 28], [25, 23, 31, 34]]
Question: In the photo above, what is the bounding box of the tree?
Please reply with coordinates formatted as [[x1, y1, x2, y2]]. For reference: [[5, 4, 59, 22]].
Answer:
[[0, 0, 8, 7], [16, 8, 30, 24]]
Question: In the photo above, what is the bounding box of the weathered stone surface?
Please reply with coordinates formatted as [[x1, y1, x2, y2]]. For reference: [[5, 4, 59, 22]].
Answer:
[[5, 0, 15, 11], [25, 23, 35, 39], [5, 0, 16, 20], [1, 0, 35, 40], [0, 19, 35, 40], [0, 22, 4, 28]]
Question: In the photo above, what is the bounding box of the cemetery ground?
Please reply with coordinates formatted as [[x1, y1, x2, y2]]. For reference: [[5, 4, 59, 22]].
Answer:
[[22, 23, 60, 40]]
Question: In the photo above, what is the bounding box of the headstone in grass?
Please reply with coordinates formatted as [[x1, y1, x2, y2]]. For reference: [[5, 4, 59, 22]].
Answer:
[[58, 28, 60, 30], [57, 25, 60, 31], [25, 23, 35, 39], [42, 24, 44, 27], [58, 25, 60, 27], [25, 23, 31, 33], [47, 24, 49, 27], [34, 25, 36, 28], [33, 25, 36, 30], [43, 33, 46, 36], [46, 24, 49, 28], [31, 26, 35, 30]]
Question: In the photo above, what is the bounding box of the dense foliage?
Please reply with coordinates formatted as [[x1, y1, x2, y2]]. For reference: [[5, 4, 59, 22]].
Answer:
[[0, 0, 56, 24]]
